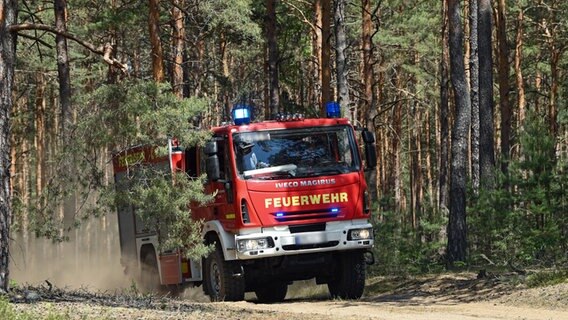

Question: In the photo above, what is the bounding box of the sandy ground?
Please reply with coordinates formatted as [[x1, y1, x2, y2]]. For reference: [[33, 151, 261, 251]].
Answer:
[[8, 226, 568, 319], [10, 273, 568, 320]]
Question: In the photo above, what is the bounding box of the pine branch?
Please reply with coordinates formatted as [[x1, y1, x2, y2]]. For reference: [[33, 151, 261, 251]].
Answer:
[[9, 23, 128, 72]]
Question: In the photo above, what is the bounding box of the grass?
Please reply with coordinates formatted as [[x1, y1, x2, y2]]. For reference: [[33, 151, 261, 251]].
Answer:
[[0, 297, 71, 320], [525, 269, 568, 288]]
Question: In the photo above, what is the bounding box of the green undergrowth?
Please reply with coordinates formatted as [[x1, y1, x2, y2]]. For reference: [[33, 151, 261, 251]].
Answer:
[[0, 297, 73, 320], [525, 269, 568, 288]]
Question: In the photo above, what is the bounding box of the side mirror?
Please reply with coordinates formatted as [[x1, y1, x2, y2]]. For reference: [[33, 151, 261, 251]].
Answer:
[[361, 130, 377, 170], [206, 154, 221, 181], [204, 141, 218, 155], [362, 129, 375, 144], [204, 141, 220, 181]]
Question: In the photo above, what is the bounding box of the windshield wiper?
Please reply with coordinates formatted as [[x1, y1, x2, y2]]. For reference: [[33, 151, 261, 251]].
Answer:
[[251, 171, 295, 180]]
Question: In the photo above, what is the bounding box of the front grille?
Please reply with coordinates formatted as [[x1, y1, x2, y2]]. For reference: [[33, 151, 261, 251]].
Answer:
[[282, 241, 339, 251], [289, 223, 326, 233]]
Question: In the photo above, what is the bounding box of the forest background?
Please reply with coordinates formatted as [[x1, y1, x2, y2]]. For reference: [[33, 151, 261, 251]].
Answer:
[[0, 0, 567, 291]]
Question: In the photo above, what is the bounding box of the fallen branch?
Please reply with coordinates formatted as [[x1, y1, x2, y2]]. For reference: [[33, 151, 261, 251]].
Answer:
[[507, 260, 527, 275]]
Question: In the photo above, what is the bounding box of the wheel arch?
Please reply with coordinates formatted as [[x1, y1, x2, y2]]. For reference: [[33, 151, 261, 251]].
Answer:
[[138, 243, 162, 285], [202, 220, 238, 260]]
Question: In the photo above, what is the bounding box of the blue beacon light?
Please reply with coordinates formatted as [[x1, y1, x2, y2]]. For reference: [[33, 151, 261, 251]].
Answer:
[[325, 101, 341, 118], [232, 104, 252, 125]]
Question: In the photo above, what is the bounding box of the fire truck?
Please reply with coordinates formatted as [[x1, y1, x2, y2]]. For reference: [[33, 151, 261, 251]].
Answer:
[[113, 103, 377, 302]]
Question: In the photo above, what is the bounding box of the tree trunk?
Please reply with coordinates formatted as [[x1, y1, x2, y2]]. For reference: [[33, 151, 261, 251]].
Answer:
[[54, 0, 71, 136], [171, 0, 185, 98], [393, 70, 405, 212], [321, 0, 331, 114], [314, 0, 332, 114], [148, 0, 165, 82], [425, 109, 434, 209], [0, 0, 18, 292], [361, 0, 377, 201], [361, 0, 373, 122], [447, 0, 470, 266], [266, 0, 280, 115], [219, 32, 230, 123], [478, 0, 496, 188], [439, 0, 450, 211], [334, 0, 351, 120], [514, 8, 525, 129], [549, 49, 560, 140], [313, 0, 323, 109], [495, 0, 511, 173], [469, 0, 480, 195], [35, 73, 46, 213], [410, 102, 422, 230]]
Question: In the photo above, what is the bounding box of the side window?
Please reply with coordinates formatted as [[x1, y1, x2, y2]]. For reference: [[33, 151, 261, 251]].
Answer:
[[185, 147, 198, 178]]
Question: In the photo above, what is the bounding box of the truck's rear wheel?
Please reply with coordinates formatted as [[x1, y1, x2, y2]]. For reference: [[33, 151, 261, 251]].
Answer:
[[328, 251, 365, 299], [204, 244, 245, 302], [140, 250, 160, 292], [254, 282, 288, 303]]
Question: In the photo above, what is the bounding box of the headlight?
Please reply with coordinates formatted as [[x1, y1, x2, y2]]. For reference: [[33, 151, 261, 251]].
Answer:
[[237, 238, 273, 252], [349, 228, 372, 240]]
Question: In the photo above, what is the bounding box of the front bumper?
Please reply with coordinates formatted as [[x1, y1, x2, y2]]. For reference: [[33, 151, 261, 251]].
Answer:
[[234, 219, 374, 260]]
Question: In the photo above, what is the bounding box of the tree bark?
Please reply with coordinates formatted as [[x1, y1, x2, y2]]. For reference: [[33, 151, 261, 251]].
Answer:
[[478, 0, 495, 188], [393, 70, 405, 212], [314, 0, 332, 114], [313, 0, 323, 109], [35, 73, 46, 212], [171, 0, 185, 98], [495, 0, 511, 173], [54, 0, 72, 136], [514, 8, 525, 129], [321, 0, 331, 114], [362, 0, 377, 201], [148, 0, 165, 82], [0, 0, 18, 292], [469, 0, 480, 195], [439, 0, 450, 212], [549, 49, 560, 140], [334, 0, 351, 120], [266, 0, 280, 115], [220, 31, 230, 123], [447, 0, 470, 266]]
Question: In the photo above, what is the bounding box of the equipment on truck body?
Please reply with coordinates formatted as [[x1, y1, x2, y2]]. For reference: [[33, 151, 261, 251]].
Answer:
[[113, 103, 377, 302]]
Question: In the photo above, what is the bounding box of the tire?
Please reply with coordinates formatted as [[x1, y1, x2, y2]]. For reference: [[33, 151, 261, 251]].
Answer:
[[327, 251, 366, 299], [140, 250, 161, 292], [255, 282, 288, 303], [204, 244, 245, 302]]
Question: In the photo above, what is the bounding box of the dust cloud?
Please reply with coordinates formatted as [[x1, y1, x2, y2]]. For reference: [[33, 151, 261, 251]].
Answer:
[[9, 214, 132, 292]]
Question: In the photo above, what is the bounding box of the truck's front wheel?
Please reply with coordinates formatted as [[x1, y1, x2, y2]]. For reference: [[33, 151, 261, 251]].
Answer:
[[204, 244, 245, 302], [328, 251, 365, 299]]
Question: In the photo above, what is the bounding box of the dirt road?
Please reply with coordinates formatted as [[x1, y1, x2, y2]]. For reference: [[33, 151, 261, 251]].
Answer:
[[11, 273, 568, 319], [227, 299, 567, 320], [224, 274, 568, 320]]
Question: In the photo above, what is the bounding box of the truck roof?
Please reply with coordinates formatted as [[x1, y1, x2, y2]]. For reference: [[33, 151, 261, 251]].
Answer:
[[211, 118, 353, 135]]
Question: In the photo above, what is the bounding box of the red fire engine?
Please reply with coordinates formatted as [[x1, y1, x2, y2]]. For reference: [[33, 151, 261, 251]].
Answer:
[[113, 103, 376, 302]]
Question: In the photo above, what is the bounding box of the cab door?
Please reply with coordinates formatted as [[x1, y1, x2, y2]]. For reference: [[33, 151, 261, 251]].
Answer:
[[193, 136, 237, 229]]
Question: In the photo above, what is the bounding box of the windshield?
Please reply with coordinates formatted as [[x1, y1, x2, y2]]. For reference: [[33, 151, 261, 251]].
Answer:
[[233, 125, 360, 180]]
